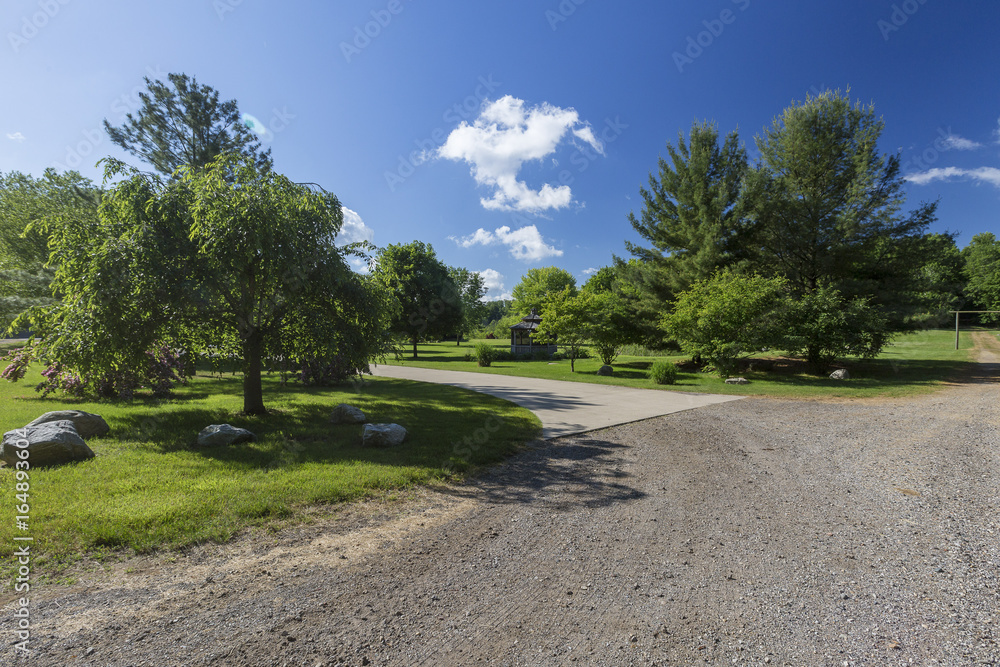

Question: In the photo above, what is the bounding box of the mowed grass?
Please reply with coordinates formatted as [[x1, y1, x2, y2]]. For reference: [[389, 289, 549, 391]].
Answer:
[[0, 366, 540, 577], [388, 329, 976, 399]]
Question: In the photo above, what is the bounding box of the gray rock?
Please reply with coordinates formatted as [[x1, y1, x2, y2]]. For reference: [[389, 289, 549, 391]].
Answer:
[[725, 377, 750, 385], [362, 423, 407, 448], [1, 420, 95, 467], [829, 368, 850, 380], [597, 365, 614, 377], [26, 410, 110, 439], [329, 403, 366, 425], [195, 424, 255, 448]]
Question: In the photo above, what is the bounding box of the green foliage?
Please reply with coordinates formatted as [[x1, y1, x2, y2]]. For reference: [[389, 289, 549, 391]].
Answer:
[[962, 232, 1000, 323], [665, 271, 787, 377], [104, 72, 271, 175], [12, 155, 390, 414], [911, 232, 966, 326], [619, 121, 748, 342], [474, 341, 497, 367], [534, 287, 589, 372], [448, 266, 488, 343], [373, 241, 463, 358], [0, 169, 100, 332], [779, 286, 892, 372], [647, 359, 678, 385], [743, 89, 935, 326], [511, 266, 577, 316]]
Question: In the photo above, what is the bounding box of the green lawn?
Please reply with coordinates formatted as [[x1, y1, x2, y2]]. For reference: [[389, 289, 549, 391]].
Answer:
[[0, 367, 540, 578], [388, 329, 976, 399]]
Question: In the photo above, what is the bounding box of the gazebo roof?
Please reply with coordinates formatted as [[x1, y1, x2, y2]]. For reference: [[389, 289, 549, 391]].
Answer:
[[509, 308, 543, 331]]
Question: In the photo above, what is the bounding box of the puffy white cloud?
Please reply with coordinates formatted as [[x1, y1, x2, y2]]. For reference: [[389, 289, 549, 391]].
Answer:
[[338, 206, 375, 245], [476, 268, 505, 291], [475, 268, 511, 300], [905, 166, 1000, 188], [6, 132, 26, 142], [940, 134, 982, 150], [451, 224, 562, 262], [437, 95, 604, 213], [582, 267, 599, 275]]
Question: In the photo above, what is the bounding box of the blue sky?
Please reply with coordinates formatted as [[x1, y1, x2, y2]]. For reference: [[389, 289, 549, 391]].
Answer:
[[2, 0, 998, 300]]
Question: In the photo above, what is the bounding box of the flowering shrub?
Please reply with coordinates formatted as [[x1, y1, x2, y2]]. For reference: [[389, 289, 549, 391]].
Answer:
[[2, 345, 187, 399], [1, 348, 33, 383]]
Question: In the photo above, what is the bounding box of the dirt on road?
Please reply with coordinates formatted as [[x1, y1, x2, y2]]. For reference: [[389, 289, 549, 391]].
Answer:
[[3, 342, 999, 666]]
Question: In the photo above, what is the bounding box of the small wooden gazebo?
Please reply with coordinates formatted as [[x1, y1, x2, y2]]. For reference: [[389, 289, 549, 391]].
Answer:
[[509, 309, 557, 355]]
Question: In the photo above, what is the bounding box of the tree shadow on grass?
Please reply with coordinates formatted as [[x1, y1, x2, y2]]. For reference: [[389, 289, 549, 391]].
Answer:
[[107, 379, 540, 473], [441, 435, 645, 510]]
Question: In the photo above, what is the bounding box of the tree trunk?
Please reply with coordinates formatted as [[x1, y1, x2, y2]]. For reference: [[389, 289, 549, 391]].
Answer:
[[242, 330, 266, 415], [412, 337, 418, 359], [570, 350, 576, 373]]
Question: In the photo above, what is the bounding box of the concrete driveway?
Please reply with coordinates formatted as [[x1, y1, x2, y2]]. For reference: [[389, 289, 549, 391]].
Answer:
[[370, 364, 743, 439]]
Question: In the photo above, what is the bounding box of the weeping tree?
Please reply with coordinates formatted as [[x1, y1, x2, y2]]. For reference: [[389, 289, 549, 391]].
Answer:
[[13, 154, 393, 414]]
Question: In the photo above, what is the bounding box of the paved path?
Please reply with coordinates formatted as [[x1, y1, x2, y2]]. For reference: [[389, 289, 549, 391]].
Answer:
[[371, 364, 743, 439]]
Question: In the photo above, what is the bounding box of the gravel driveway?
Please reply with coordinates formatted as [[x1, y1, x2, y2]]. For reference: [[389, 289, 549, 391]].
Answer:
[[4, 338, 999, 666]]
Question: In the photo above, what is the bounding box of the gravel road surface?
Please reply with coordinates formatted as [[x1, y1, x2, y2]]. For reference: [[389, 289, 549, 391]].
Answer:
[[3, 337, 998, 666]]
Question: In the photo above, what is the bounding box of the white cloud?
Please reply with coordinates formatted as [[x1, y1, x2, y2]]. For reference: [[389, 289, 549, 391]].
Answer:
[[476, 268, 505, 291], [905, 166, 1000, 189], [941, 134, 982, 150], [6, 132, 26, 142], [436, 95, 604, 213], [582, 267, 598, 275], [451, 224, 563, 262], [995, 117, 1000, 145], [338, 206, 375, 245], [475, 268, 511, 300]]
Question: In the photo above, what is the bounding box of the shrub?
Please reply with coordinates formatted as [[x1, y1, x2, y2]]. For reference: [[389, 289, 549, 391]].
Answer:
[[531, 348, 551, 361], [474, 342, 497, 367], [298, 355, 368, 386], [648, 360, 679, 385]]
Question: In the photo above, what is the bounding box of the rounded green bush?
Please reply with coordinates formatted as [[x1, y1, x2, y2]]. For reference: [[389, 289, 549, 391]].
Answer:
[[648, 359, 678, 385], [474, 342, 497, 367]]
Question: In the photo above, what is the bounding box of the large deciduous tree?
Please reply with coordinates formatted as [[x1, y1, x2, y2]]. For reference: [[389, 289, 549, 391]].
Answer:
[[963, 232, 1000, 323], [0, 169, 99, 331], [373, 242, 463, 359], [511, 266, 577, 316], [448, 267, 488, 344], [104, 72, 271, 175], [14, 155, 390, 414]]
